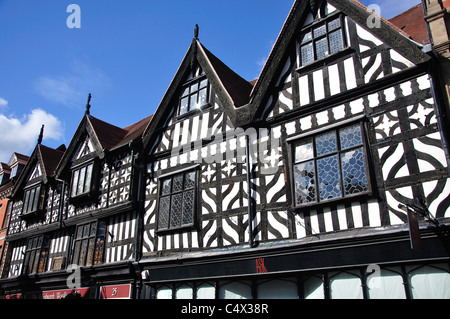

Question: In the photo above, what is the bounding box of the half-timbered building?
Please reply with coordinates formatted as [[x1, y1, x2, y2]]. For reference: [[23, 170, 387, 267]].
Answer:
[[1, 0, 450, 299], [138, 0, 450, 299]]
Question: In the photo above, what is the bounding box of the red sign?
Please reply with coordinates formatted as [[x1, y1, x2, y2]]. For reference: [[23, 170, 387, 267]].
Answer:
[[100, 284, 131, 299], [256, 258, 267, 273], [42, 288, 91, 299]]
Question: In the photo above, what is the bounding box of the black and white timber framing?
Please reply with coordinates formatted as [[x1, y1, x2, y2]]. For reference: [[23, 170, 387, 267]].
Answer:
[[1, 0, 450, 299]]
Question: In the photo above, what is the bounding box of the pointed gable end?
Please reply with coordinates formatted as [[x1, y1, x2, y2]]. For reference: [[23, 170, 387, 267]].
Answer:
[[250, 0, 431, 122], [142, 39, 253, 154]]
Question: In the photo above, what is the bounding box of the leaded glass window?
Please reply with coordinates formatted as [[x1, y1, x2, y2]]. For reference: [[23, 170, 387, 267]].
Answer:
[[158, 170, 197, 231], [23, 235, 50, 274], [72, 221, 106, 267], [22, 185, 42, 214], [179, 75, 209, 116], [292, 123, 370, 207], [299, 15, 345, 67], [71, 163, 94, 198]]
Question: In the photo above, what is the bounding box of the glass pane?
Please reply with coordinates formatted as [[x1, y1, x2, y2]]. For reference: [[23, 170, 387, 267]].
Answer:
[[32, 249, 40, 273], [23, 190, 30, 213], [313, 25, 327, 38], [301, 43, 314, 66], [72, 170, 80, 197], [329, 271, 363, 299], [76, 225, 84, 239], [83, 224, 91, 237], [315, 37, 329, 60], [93, 236, 105, 265], [86, 238, 95, 266], [32, 186, 40, 212], [199, 79, 208, 89], [77, 167, 86, 195], [176, 285, 193, 299], [304, 275, 325, 299], [367, 267, 406, 299], [329, 29, 344, 55], [340, 124, 363, 150], [170, 193, 183, 228], [38, 249, 48, 273], [219, 281, 252, 299], [158, 196, 170, 230], [28, 188, 36, 212], [316, 131, 337, 156], [328, 18, 341, 31], [161, 178, 172, 196], [295, 139, 314, 163], [190, 82, 199, 93], [79, 239, 88, 266], [90, 222, 97, 236], [301, 31, 312, 44], [72, 241, 81, 265], [172, 174, 184, 192], [341, 148, 369, 196], [189, 93, 198, 110], [198, 88, 208, 106], [257, 279, 298, 299], [156, 286, 173, 299], [294, 161, 316, 206], [196, 283, 216, 299], [84, 164, 93, 193], [408, 264, 450, 299], [180, 97, 189, 115], [181, 87, 189, 97], [182, 190, 195, 226], [317, 155, 341, 201], [184, 171, 196, 189], [97, 221, 107, 236]]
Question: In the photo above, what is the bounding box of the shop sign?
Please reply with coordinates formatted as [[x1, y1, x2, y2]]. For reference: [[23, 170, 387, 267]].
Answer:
[[100, 284, 131, 299], [42, 288, 91, 299]]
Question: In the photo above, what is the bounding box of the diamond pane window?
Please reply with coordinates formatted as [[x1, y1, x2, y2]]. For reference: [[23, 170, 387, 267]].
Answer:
[[299, 14, 346, 66], [158, 169, 197, 231], [292, 123, 370, 207]]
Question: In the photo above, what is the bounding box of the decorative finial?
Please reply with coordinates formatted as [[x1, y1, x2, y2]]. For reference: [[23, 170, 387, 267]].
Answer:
[[37, 125, 44, 145], [194, 24, 199, 39], [85, 93, 92, 116]]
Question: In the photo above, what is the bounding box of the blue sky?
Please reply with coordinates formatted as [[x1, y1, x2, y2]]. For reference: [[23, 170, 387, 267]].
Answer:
[[0, 0, 421, 163]]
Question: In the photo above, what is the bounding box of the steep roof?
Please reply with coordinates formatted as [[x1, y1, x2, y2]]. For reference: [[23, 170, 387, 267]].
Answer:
[[87, 114, 153, 151], [199, 43, 253, 107], [37, 144, 65, 177], [389, 1, 450, 45], [389, 3, 429, 45]]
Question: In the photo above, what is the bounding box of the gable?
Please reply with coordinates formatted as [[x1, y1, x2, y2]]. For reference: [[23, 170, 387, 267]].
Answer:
[[257, 0, 427, 120], [143, 39, 253, 155], [28, 164, 42, 181], [72, 135, 96, 161]]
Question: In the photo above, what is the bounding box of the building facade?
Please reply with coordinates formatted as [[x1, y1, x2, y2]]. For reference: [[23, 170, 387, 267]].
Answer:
[[1, 0, 450, 299]]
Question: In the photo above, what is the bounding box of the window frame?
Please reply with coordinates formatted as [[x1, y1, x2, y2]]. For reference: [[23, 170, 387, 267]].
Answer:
[[178, 76, 210, 117], [22, 235, 50, 274], [289, 120, 372, 209], [69, 161, 97, 202], [71, 220, 107, 267], [156, 167, 199, 233], [298, 13, 347, 68], [21, 184, 44, 216]]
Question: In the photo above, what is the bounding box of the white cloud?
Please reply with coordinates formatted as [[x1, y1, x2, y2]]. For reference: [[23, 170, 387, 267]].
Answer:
[[0, 97, 8, 108], [34, 59, 111, 109], [0, 109, 64, 163]]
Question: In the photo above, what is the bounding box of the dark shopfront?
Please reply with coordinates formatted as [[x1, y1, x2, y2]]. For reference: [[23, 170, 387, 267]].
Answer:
[[139, 225, 450, 299]]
